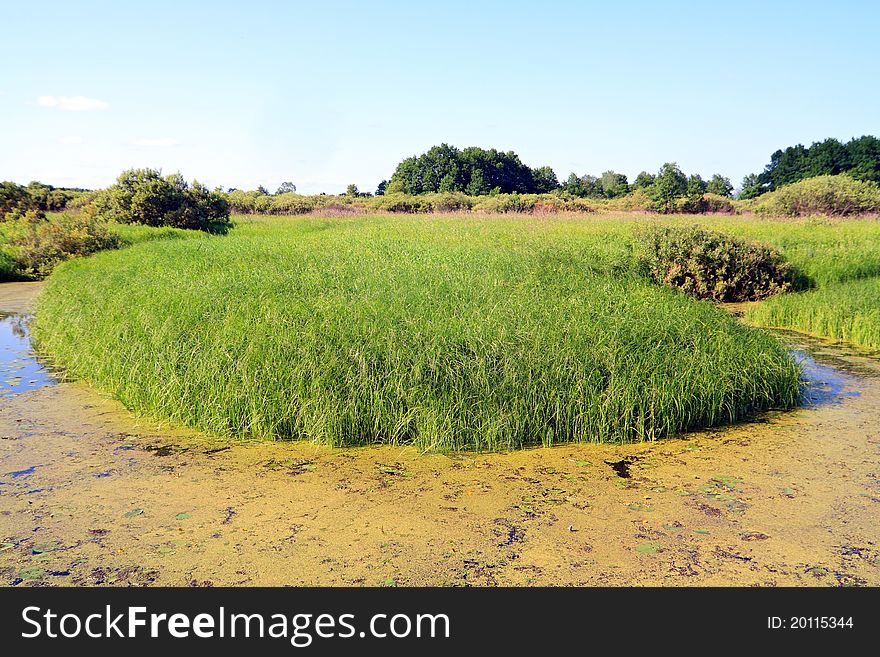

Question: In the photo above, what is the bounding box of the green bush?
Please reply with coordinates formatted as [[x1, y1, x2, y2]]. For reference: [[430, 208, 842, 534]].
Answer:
[[5, 210, 121, 278], [91, 169, 230, 231], [675, 193, 738, 214], [0, 248, 19, 281], [754, 174, 880, 216], [635, 224, 794, 301]]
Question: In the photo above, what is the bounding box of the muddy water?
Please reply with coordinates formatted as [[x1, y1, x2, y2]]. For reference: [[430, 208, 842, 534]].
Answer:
[[1, 282, 878, 586]]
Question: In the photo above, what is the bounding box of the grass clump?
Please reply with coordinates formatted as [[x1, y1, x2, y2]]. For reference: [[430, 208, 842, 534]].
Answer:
[[635, 224, 794, 301], [33, 215, 801, 450]]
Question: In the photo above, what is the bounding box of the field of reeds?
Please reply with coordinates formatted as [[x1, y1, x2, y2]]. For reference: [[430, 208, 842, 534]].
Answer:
[[32, 213, 811, 450]]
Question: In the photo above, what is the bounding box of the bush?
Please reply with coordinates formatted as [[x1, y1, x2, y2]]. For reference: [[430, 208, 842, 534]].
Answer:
[[605, 187, 654, 212], [91, 169, 230, 231], [674, 193, 738, 214], [0, 248, 19, 281], [754, 175, 880, 216], [0, 181, 32, 218], [5, 210, 121, 278], [635, 224, 794, 302]]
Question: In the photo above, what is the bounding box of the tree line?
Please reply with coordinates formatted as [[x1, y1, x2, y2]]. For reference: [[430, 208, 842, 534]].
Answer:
[[382, 143, 733, 204], [740, 135, 880, 199]]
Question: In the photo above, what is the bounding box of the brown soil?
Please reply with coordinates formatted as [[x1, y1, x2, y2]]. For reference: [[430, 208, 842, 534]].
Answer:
[[1, 282, 878, 586]]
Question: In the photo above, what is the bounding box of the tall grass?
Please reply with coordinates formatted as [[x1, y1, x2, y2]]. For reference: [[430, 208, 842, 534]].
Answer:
[[747, 278, 880, 350], [33, 214, 801, 450]]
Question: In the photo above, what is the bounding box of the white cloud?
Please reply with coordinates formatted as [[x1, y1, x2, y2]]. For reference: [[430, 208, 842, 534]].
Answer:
[[59, 136, 84, 144], [133, 138, 179, 147], [38, 95, 108, 111]]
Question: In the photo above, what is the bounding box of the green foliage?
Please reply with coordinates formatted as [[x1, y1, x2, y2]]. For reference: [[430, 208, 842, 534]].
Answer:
[[388, 144, 556, 195], [753, 174, 880, 216], [531, 166, 561, 194], [633, 171, 655, 188], [635, 224, 794, 301], [91, 168, 230, 231], [0, 181, 30, 217], [742, 135, 880, 198], [598, 171, 630, 198], [33, 214, 800, 450], [275, 181, 296, 194], [1, 181, 89, 218], [651, 163, 688, 213], [563, 173, 602, 198], [3, 210, 121, 278], [707, 174, 734, 197]]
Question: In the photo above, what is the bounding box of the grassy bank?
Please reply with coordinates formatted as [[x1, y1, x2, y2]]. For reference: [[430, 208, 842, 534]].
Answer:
[[746, 278, 880, 350], [33, 214, 802, 450]]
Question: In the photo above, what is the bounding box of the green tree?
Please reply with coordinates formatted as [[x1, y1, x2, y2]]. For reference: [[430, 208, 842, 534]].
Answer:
[[276, 181, 296, 194], [531, 166, 560, 193], [706, 174, 733, 197], [375, 180, 388, 196], [92, 168, 229, 231], [739, 173, 766, 200], [687, 174, 707, 196], [346, 184, 359, 197], [633, 171, 655, 189], [651, 163, 688, 213], [599, 170, 629, 198]]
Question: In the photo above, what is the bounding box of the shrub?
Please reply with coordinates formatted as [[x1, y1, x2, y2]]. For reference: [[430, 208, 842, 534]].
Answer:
[[91, 169, 230, 231], [0, 181, 32, 218], [473, 193, 538, 213], [5, 210, 121, 278], [369, 193, 434, 213], [635, 224, 794, 302], [0, 248, 19, 281], [605, 187, 654, 212], [675, 193, 737, 214], [425, 192, 474, 213], [754, 174, 880, 216]]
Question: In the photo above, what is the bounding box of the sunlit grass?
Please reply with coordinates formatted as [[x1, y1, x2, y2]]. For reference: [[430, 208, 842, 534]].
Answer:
[[32, 214, 802, 450]]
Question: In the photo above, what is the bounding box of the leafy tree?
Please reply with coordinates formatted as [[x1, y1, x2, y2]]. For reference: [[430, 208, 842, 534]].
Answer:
[[651, 162, 688, 213], [91, 168, 229, 232], [346, 184, 359, 197], [707, 174, 733, 197], [739, 173, 766, 200], [465, 169, 489, 196], [599, 170, 629, 198], [375, 180, 388, 196], [531, 166, 560, 193], [687, 174, 707, 196], [742, 135, 880, 197], [256, 185, 270, 195], [388, 144, 546, 195], [562, 173, 602, 198], [276, 181, 297, 194], [633, 171, 655, 189]]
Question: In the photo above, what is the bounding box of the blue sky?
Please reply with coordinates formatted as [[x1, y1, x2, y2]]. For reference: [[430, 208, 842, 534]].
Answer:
[[2, 0, 878, 194]]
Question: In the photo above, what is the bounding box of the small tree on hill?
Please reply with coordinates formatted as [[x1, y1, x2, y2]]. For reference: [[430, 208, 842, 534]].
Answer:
[[652, 163, 688, 213]]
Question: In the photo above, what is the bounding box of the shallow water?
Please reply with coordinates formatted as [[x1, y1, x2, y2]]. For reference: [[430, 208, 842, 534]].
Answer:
[[0, 313, 56, 398]]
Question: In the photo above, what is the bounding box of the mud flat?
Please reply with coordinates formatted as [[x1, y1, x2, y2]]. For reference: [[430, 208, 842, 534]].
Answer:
[[1, 282, 878, 586]]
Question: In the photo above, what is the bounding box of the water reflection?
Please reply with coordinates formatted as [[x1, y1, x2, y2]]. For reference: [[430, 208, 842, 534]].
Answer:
[[0, 313, 56, 397], [792, 350, 862, 406]]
